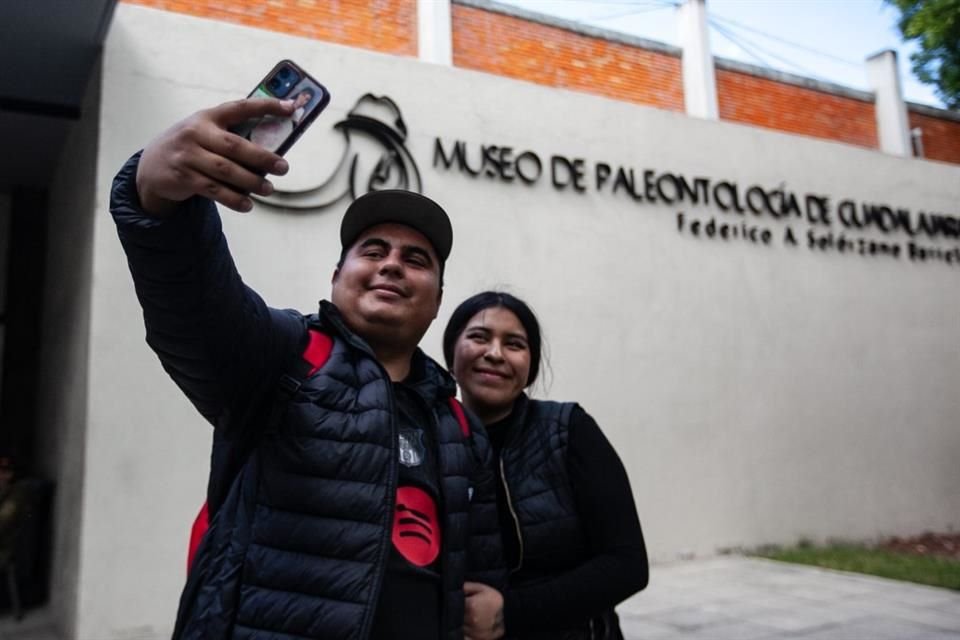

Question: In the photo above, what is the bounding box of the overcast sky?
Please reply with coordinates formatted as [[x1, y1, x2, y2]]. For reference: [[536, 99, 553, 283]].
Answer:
[[498, 0, 943, 108]]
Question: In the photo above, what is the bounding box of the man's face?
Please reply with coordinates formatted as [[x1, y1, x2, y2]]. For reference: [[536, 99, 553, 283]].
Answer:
[[331, 223, 442, 349]]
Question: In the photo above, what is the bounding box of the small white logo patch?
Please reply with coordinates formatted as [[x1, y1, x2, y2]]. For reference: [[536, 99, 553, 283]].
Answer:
[[398, 430, 425, 467]]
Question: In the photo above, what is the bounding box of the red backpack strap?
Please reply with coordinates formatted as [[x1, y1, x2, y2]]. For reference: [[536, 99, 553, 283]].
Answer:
[[187, 502, 209, 573], [187, 327, 334, 575], [277, 328, 334, 396], [303, 328, 334, 375], [449, 398, 470, 438]]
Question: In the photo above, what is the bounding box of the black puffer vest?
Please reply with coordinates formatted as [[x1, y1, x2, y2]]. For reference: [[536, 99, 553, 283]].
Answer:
[[175, 303, 495, 639], [500, 396, 623, 640]]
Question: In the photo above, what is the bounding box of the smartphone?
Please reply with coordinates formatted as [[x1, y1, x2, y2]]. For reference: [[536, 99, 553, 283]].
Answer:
[[230, 60, 331, 156]]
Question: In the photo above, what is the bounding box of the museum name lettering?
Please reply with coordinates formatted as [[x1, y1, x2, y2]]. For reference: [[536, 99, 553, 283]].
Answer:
[[433, 138, 960, 242]]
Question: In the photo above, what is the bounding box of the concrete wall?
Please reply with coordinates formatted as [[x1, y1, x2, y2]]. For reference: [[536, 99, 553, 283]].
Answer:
[[81, 5, 960, 638], [36, 60, 104, 639]]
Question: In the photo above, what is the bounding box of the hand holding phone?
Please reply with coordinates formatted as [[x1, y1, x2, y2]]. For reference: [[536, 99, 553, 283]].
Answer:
[[230, 60, 330, 156], [136, 61, 330, 216]]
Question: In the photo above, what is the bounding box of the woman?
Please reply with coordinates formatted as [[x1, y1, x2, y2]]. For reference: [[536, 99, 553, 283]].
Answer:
[[443, 292, 648, 640]]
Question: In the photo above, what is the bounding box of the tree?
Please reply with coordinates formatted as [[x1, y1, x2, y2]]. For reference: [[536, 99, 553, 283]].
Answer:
[[886, 0, 960, 110]]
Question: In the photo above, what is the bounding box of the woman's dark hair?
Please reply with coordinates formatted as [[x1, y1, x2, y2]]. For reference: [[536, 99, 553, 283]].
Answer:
[[442, 291, 542, 387]]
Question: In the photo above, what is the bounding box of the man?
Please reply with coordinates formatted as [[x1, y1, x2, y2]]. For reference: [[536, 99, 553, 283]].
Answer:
[[110, 98, 504, 640]]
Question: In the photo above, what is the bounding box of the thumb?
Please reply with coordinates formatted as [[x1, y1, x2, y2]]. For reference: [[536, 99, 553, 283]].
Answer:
[[463, 581, 485, 596]]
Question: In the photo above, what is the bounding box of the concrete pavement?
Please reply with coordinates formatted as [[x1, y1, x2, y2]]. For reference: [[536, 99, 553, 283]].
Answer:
[[618, 556, 960, 639], [2, 555, 959, 639]]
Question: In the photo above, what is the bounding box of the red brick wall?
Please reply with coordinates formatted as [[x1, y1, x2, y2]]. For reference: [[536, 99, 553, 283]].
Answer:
[[717, 67, 878, 149], [120, 0, 417, 56], [909, 110, 960, 165], [451, 4, 684, 112], [120, 0, 960, 165]]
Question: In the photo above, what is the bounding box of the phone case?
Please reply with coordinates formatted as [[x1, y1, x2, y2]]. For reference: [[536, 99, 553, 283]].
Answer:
[[230, 59, 331, 156]]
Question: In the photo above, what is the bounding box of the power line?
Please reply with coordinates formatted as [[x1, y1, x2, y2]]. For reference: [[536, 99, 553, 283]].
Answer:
[[586, 3, 679, 23], [514, 0, 860, 84], [554, 0, 678, 8], [593, 0, 679, 5], [709, 18, 830, 81], [712, 23, 798, 76], [708, 19, 775, 69], [564, 0, 674, 4], [709, 13, 861, 68]]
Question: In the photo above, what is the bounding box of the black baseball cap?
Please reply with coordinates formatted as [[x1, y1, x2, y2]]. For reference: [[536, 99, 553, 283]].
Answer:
[[340, 190, 453, 262]]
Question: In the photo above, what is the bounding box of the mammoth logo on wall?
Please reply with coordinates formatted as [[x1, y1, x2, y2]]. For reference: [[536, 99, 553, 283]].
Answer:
[[254, 93, 422, 210]]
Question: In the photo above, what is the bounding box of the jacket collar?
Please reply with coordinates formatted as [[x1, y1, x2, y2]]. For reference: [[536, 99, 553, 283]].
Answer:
[[316, 300, 456, 402], [497, 393, 531, 449]]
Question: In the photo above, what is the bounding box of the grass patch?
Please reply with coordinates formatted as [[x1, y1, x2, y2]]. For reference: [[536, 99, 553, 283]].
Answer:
[[756, 544, 960, 591]]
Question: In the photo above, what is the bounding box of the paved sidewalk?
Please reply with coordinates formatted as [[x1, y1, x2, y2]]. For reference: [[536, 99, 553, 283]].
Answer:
[[619, 556, 960, 639], [2, 555, 959, 639]]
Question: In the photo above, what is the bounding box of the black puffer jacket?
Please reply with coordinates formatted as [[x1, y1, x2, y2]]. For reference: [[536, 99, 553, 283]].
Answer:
[[110, 154, 504, 639], [492, 396, 647, 640], [500, 400, 585, 575]]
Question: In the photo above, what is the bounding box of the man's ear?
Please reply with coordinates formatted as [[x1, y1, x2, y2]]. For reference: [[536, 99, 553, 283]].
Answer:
[[331, 267, 340, 285], [434, 288, 443, 318]]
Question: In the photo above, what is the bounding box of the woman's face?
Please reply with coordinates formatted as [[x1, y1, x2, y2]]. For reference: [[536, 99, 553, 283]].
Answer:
[[453, 306, 531, 424]]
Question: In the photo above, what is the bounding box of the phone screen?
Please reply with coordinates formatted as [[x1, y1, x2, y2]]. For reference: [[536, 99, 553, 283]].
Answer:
[[231, 61, 330, 156]]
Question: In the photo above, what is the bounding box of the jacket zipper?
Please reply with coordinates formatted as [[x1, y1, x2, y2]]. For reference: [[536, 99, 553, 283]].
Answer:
[[429, 405, 451, 639], [499, 457, 525, 572], [319, 308, 438, 638], [358, 364, 399, 640]]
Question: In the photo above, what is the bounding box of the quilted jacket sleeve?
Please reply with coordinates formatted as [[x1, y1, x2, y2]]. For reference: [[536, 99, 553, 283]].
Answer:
[[109, 152, 302, 435]]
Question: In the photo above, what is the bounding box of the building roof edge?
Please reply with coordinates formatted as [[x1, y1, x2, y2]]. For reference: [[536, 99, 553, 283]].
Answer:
[[713, 57, 874, 102], [907, 101, 960, 122]]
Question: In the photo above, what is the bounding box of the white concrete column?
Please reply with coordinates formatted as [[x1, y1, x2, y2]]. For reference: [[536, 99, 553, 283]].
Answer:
[[418, 0, 453, 66], [678, 0, 718, 120], [866, 50, 912, 156]]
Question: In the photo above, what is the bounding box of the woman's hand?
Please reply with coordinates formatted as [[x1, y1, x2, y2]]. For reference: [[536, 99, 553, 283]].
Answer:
[[464, 581, 505, 640], [136, 98, 294, 215]]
